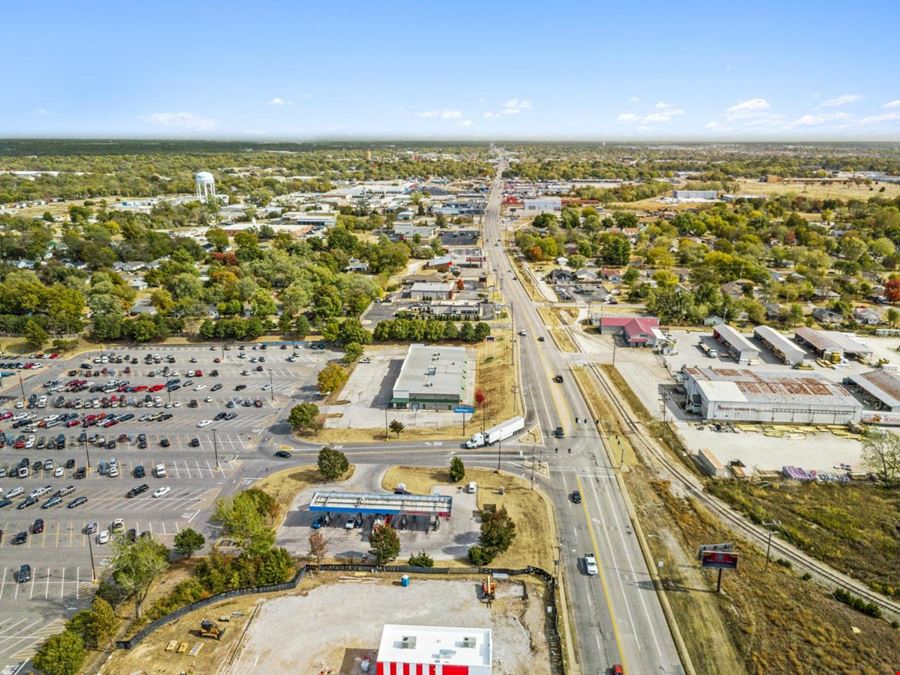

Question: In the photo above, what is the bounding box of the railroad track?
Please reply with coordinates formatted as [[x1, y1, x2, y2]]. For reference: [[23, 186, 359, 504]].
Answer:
[[585, 361, 900, 618]]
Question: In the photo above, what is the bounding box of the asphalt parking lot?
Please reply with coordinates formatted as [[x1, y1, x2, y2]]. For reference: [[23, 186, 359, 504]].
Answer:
[[0, 340, 338, 670], [439, 229, 479, 246]]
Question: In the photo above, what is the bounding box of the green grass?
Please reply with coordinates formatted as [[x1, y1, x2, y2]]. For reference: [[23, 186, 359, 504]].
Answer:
[[707, 481, 900, 598]]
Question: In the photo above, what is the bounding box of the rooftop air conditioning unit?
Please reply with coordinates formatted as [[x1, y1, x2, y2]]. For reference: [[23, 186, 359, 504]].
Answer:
[[401, 636, 416, 649], [462, 637, 476, 648]]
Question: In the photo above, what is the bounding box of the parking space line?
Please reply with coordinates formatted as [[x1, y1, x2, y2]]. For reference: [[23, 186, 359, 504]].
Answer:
[[0, 566, 5, 599], [44, 567, 50, 599], [28, 570, 35, 599], [75, 566, 80, 600], [60, 566, 66, 599]]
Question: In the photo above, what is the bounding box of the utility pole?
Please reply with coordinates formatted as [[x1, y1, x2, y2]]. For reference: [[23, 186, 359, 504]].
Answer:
[[763, 520, 781, 573], [496, 435, 502, 472], [213, 427, 220, 469]]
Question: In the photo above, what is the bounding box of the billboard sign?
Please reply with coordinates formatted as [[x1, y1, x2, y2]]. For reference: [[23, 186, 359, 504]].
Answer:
[[701, 550, 739, 570], [697, 542, 733, 561], [454, 405, 476, 414]]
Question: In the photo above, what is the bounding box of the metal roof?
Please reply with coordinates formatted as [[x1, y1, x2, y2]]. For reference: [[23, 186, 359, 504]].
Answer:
[[392, 344, 471, 401], [794, 327, 873, 355], [850, 369, 900, 409], [309, 491, 452, 516], [713, 324, 760, 356], [684, 366, 860, 407], [753, 325, 806, 363], [377, 625, 491, 668]]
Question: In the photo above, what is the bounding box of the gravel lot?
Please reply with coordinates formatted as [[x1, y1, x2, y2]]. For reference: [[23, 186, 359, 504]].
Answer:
[[223, 578, 549, 675]]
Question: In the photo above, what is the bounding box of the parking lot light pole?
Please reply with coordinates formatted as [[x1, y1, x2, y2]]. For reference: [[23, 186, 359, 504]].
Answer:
[[87, 534, 96, 582], [213, 428, 220, 470], [18, 372, 25, 404], [269, 369, 275, 403], [83, 437, 91, 469]]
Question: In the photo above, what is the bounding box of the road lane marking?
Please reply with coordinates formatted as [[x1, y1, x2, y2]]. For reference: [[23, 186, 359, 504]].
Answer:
[[44, 567, 50, 599], [575, 474, 627, 673], [59, 566, 66, 600], [599, 475, 665, 660]]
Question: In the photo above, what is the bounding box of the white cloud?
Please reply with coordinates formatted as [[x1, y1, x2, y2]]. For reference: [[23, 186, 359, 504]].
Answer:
[[501, 98, 532, 115], [483, 111, 502, 119], [629, 96, 640, 103], [795, 112, 851, 126], [456, 119, 473, 127], [143, 112, 216, 131], [860, 111, 900, 125], [883, 100, 900, 109], [617, 103, 684, 124], [269, 97, 289, 106], [821, 93, 861, 107], [705, 121, 724, 129], [727, 98, 770, 114], [419, 109, 463, 119]]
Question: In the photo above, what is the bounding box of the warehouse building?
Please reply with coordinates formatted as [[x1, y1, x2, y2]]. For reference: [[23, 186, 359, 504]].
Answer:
[[753, 325, 806, 366], [523, 196, 562, 213], [848, 368, 900, 411], [394, 224, 435, 240], [683, 366, 862, 424], [793, 327, 874, 363], [391, 344, 474, 410], [409, 282, 455, 301], [712, 324, 760, 365], [376, 625, 492, 675]]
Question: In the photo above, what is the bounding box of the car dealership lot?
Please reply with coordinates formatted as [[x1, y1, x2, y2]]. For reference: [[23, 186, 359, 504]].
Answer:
[[0, 341, 338, 671]]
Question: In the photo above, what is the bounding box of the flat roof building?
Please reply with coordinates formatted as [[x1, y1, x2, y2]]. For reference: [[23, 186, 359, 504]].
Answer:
[[753, 325, 806, 366], [713, 324, 760, 365], [523, 196, 562, 213], [409, 282, 455, 301], [309, 491, 453, 517], [794, 327, 874, 362], [391, 344, 474, 410], [376, 625, 492, 675], [683, 366, 862, 424], [394, 223, 435, 239]]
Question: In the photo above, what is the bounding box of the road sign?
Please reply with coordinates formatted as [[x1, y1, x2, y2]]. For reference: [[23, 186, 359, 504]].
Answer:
[[700, 550, 739, 570], [454, 405, 476, 414], [697, 542, 733, 561]]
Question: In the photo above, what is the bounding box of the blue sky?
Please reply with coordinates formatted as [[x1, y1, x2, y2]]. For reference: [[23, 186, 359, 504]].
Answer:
[[3, 1, 899, 140]]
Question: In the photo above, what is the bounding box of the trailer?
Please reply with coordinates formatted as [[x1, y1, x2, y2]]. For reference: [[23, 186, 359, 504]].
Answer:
[[465, 416, 524, 448]]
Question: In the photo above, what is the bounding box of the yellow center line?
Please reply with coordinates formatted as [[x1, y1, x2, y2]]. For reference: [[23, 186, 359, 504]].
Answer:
[[576, 474, 628, 673]]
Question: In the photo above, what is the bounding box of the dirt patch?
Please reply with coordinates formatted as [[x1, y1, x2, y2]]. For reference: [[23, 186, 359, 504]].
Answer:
[[224, 576, 551, 675], [382, 466, 555, 570]]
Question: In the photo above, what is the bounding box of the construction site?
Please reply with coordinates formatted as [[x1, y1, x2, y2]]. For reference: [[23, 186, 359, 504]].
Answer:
[[101, 575, 551, 675]]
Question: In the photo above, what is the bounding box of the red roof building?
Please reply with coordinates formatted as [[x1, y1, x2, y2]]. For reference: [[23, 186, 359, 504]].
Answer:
[[599, 316, 662, 346]]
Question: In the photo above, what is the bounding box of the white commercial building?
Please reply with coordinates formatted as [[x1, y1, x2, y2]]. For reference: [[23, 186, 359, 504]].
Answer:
[[683, 366, 862, 424], [391, 344, 474, 410], [523, 197, 562, 214], [394, 224, 435, 239], [376, 624, 492, 675], [409, 282, 455, 301]]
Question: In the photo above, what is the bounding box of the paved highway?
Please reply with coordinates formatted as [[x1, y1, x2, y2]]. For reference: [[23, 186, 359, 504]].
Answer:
[[483, 162, 683, 675]]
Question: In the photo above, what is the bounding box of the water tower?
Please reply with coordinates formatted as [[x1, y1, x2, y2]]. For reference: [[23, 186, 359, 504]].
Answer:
[[194, 171, 216, 202]]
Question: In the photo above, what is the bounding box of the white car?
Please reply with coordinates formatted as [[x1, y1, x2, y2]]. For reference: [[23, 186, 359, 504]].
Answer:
[[54, 466, 64, 478], [204, 396, 213, 403], [153, 486, 171, 498], [7, 487, 24, 498], [107, 467, 119, 478], [261, 384, 271, 391], [197, 419, 212, 428], [111, 518, 124, 532], [194, 384, 206, 391], [15, 400, 24, 408], [25, 437, 35, 449], [96, 530, 110, 545], [584, 553, 599, 576]]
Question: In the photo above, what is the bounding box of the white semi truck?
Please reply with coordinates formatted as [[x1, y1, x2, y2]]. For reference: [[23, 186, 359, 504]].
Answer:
[[465, 416, 525, 448]]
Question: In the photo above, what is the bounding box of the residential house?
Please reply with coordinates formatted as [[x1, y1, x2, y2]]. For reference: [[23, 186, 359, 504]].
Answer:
[[853, 307, 882, 325], [546, 269, 575, 284], [812, 307, 843, 325]]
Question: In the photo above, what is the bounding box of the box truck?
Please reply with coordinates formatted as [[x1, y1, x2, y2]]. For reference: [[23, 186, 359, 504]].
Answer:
[[465, 416, 525, 448]]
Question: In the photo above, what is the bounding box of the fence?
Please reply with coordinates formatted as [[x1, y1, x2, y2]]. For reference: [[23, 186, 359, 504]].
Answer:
[[115, 563, 565, 673]]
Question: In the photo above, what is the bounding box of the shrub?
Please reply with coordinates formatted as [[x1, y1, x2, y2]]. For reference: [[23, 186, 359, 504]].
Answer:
[[408, 551, 434, 567], [468, 546, 492, 566], [833, 588, 882, 618]]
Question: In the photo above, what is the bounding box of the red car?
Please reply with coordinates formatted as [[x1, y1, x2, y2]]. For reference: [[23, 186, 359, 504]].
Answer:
[[0, 411, 12, 421], [149, 384, 165, 392], [133, 385, 148, 392], [193, 369, 203, 377], [66, 419, 80, 427], [49, 353, 59, 359], [611, 666, 624, 675]]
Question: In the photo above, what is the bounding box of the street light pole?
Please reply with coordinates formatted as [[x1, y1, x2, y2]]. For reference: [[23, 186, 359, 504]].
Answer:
[[18, 372, 25, 404], [269, 369, 275, 403], [87, 533, 97, 582], [213, 427, 220, 470], [83, 437, 91, 469], [496, 435, 502, 472]]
